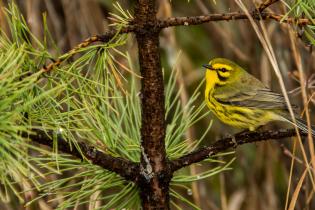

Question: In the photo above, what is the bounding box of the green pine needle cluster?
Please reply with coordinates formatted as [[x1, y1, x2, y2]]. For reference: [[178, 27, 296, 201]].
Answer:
[[283, 0, 315, 45], [0, 4, 64, 202]]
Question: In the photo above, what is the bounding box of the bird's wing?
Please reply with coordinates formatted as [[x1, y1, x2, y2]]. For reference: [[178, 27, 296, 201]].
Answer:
[[213, 80, 291, 110]]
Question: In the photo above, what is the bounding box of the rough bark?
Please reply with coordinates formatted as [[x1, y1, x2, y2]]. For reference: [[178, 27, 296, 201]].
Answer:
[[24, 129, 140, 182], [134, 0, 171, 209], [170, 128, 307, 172]]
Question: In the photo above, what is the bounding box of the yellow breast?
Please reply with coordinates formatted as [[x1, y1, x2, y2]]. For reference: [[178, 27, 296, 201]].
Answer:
[[205, 85, 278, 131]]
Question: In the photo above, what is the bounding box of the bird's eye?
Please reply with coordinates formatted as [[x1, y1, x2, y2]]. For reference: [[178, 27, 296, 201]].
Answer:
[[220, 68, 228, 73]]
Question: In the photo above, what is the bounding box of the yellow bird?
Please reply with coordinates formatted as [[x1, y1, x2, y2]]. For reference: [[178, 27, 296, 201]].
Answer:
[[203, 58, 314, 136]]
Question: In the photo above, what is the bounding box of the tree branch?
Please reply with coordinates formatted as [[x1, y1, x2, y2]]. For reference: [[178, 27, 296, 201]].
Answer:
[[170, 129, 308, 172], [24, 129, 140, 182], [41, 11, 313, 73], [157, 12, 313, 29]]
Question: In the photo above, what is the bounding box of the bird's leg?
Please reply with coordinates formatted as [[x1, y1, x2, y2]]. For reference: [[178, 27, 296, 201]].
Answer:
[[235, 125, 264, 136], [225, 129, 248, 149], [223, 127, 264, 148], [231, 135, 237, 148], [231, 126, 265, 147]]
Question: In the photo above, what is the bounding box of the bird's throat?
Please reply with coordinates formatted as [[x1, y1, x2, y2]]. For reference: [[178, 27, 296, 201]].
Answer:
[[205, 70, 219, 97]]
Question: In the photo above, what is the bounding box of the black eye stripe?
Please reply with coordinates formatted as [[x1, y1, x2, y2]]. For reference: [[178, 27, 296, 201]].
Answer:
[[220, 68, 228, 72], [216, 71, 228, 81]]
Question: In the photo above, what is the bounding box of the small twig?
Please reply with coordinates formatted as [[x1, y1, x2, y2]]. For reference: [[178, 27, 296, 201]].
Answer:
[[170, 129, 308, 172], [257, 0, 279, 12], [41, 26, 136, 72], [24, 129, 140, 182], [280, 144, 304, 165]]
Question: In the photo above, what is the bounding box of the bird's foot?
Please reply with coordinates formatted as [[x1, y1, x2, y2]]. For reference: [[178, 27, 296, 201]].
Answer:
[[231, 135, 237, 148], [223, 133, 238, 148]]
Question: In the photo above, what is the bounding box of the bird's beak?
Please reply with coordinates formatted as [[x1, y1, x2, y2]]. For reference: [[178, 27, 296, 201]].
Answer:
[[202, 64, 213, 70]]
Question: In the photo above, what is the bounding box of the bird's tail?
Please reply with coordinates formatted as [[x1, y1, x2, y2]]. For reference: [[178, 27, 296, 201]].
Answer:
[[282, 116, 315, 137]]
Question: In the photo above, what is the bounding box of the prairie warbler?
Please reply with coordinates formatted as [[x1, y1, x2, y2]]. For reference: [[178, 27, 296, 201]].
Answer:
[[203, 58, 315, 136]]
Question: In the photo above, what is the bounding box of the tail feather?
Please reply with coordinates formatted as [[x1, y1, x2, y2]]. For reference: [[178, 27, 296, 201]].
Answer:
[[283, 117, 315, 137]]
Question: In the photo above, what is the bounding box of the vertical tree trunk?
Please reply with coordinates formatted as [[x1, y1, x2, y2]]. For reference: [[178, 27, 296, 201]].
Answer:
[[134, 0, 171, 209]]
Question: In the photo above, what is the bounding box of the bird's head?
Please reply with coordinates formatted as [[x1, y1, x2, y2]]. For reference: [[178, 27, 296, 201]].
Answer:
[[203, 58, 242, 86]]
